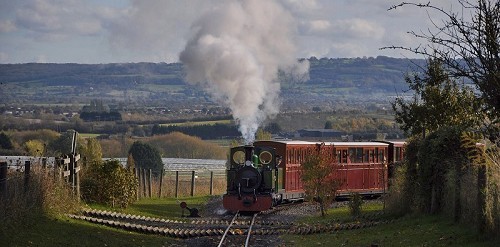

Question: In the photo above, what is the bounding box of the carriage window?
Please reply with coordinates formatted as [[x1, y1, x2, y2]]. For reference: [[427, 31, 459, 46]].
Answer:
[[374, 148, 379, 163], [395, 147, 402, 161], [342, 150, 348, 163], [364, 149, 373, 163], [348, 148, 355, 162], [356, 148, 363, 163], [369, 150, 374, 163], [379, 149, 385, 163]]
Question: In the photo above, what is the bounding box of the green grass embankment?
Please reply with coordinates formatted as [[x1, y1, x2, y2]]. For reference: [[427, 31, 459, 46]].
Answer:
[[282, 202, 499, 247], [2, 196, 211, 247]]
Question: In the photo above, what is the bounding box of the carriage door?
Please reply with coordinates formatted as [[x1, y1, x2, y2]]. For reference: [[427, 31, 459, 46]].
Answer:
[[366, 148, 378, 189]]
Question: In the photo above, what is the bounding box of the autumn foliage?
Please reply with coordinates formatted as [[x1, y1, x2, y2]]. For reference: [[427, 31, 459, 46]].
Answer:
[[300, 144, 341, 216]]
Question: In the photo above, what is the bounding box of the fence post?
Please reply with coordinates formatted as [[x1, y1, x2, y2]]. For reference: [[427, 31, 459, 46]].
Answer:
[[0, 162, 7, 197], [135, 168, 139, 200], [210, 171, 214, 195], [148, 169, 152, 198], [142, 168, 147, 197], [74, 154, 80, 201], [190, 171, 196, 197], [158, 169, 164, 198], [175, 171, 179, 198], [24, 161, 31, 192], [69, 155, 75, 193]]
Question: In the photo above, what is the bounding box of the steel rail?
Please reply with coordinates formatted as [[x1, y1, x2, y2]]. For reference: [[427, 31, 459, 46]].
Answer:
[[217, 211, 239, 247], [244, 213, 258, 247]]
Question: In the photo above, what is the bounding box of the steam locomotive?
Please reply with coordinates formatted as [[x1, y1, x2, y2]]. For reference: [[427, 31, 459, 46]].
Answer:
[[222, 140, 405, 213]]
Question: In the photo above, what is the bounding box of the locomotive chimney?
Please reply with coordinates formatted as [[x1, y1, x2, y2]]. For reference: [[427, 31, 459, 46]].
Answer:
[[244, 145, 254, 162]]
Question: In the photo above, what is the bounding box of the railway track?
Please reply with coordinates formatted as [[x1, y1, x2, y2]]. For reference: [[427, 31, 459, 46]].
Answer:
[[67, 207, 394, 240], [217, 212, 258, 247]]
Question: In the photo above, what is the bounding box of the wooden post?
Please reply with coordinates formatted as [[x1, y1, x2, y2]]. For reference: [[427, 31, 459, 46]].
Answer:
[[54, 158, 59, 181], [210, 171, 214, 195], [24, 161, 31, 192], [0, 162, 7, 197], [190, 171, 196, 197], [135, 168, 139, 200], [175, 171, 179, 198], [148, 169, 152, 198], [69, 155, 75, 193], [74, 154, 81, 201], [158, 169, 164, 198], [64, 156, 70, 183], [142, 168, 147, 197]]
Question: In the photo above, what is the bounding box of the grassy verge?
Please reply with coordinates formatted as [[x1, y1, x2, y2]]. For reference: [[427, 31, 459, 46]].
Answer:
[[283, 202, 500, 247], [3, 196, 212, 247], [3, 214, 171, 247], [87, 196, 211, 218]]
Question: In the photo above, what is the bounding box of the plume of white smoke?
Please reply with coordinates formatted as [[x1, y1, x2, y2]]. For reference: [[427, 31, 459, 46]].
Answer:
[[180, 0, 309, 144]]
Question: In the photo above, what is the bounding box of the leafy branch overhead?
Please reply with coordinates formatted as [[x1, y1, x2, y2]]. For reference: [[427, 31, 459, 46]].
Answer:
[[385, 0, 499, 141]]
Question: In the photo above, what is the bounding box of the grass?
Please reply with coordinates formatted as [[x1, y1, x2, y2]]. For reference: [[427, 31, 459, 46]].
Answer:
[[4, 194, 499, 246], [79, 133, 101, 138], [87, 196, 211, 219], [3, 196, 213, 247], [282, 202, 500, 247], [3, 214, 172, 247]]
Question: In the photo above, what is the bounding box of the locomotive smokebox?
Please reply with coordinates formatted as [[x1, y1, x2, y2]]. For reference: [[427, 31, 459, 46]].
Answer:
[[244, 145, 254, 161]]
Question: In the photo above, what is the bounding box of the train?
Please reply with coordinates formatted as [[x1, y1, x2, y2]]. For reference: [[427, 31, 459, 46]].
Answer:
[[222, 140, 405, 213]]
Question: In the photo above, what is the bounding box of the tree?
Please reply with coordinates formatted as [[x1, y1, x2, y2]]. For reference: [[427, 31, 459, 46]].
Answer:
[[126, 153, 135, 171], [392, 58, 481, 137], [24, 140, 44, 156], [146, 132, 226, 159], [128, 141, 163, 177], [386, 0, 500, 142], [0, 132, 14, 150], [47, 130, 83, 156], [264, 122, 282, 134], [80, 138, 102, 167], [255, 128, 272, 141], [324, 120, 333, 129], [300, 144, 341, 216]]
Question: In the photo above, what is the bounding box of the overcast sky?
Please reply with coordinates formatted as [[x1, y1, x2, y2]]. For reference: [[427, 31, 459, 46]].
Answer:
[[0, 0, 458, 64]]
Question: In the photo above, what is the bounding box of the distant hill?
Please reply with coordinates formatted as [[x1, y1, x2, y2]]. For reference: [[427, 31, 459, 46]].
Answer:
[[0, 56, 424, 105]]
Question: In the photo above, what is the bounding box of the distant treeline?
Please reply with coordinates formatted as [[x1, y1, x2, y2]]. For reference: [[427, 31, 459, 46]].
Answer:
[[124, 115, 233, 125], [79, 111, 122, 122], [151, 123, 240, 139], [0, 56, 424, 91]]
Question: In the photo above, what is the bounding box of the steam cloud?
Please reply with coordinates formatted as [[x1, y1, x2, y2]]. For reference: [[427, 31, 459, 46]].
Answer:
[[180, 0, 309, 144]]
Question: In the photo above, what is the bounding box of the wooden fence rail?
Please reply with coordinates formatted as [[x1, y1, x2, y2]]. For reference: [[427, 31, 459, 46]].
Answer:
[[0, 154, 81, 199], [135, 169, 226, 199], [1, 157, 225, 200]]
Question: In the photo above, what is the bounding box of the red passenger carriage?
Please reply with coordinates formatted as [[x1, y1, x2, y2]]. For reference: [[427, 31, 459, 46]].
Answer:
[[223, 140, 405, 212]]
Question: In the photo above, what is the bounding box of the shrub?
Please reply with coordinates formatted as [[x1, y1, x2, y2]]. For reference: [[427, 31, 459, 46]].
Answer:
[[0, 164, 79, 233], [348, 192, 364, 217], [81, 160, 138, 208]]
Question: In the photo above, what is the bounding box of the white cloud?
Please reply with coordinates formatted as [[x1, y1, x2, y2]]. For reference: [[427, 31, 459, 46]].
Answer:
[[13, 0, 122, 40], [0, 51, 9, 63], [0, 0, 468, 63], [0, 20, 16, 32]]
